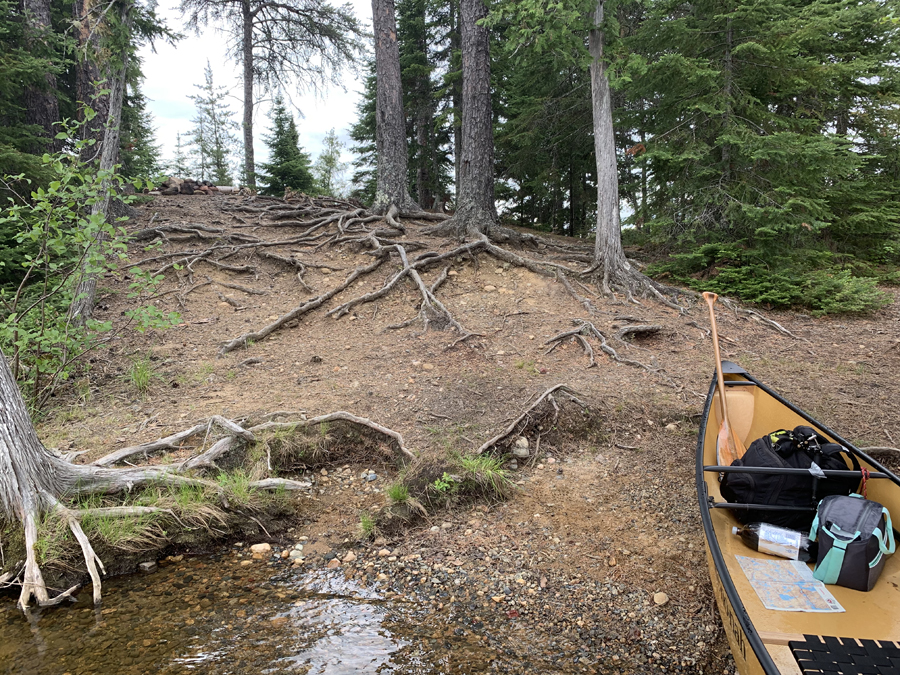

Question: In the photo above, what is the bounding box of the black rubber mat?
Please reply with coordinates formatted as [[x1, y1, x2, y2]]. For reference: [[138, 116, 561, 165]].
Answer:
[[789, 634, 900, 674]]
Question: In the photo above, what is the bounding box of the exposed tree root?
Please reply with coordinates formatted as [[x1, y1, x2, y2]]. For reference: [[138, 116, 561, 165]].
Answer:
[[861, 447, 900, 460], [546, 319, 679, 389], [582, 259, 687, 312], [2, 335, 421, 609], [719, 297, 809, 342], [477, 384, 588, 455], [219, 257, 386, 354]]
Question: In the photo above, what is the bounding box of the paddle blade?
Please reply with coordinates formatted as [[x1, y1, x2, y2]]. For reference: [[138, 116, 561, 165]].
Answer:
[[716, 418, 746, 466]]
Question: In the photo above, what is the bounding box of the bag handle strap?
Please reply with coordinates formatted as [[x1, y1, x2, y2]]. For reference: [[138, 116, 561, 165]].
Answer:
[[814, 528, 861, 585], [877, 508, 896, 555]]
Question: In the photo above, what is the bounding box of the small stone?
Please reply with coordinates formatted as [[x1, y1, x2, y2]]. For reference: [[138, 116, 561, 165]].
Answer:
[[422, 363, 434, 370], [491, 595, 506, 603], [376, 573, 388, 582], [321, 468, 329, 476], [280, 550, 290, 558], [608, 557, 617, 567], [250, 543, 271, 554], [366, 473, 378, 482], [665, 423, 679, 432], [448, 270, 458, 276], [138, 561, 157, 574], [373, 537, 388, 546], [326, 559, 341, 569], [343, 551, 357, 563], [378, 549, 391, 557], [653, 592, 670, 606], [483, 285, 496, 292], [289, 549, 304, 560], [512, 437, 530, 458], [240, 560, 253, 567], [294, 543, 304, 550], [508, 460, 518, 470], [270, 616, 289, 628]]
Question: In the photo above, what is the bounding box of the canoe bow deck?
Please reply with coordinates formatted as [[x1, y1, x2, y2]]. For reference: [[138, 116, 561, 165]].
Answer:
[[696, 362, 900, 675]]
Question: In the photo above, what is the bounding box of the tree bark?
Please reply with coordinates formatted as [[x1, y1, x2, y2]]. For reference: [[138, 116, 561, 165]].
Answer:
[[73, 0, 109, 162], [68, 28, 130, 328], [450, 0, 462, 196], [371, 0, 419, 215], [589, 0, 631, 293], [242, 0, 255, 189], [22, 0, 60, 151], [427, 0, 496, 238]]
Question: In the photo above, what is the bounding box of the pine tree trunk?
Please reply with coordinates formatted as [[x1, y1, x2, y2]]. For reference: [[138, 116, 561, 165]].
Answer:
[[589, 0, 632, 292], [68, 36, 130, 327], [242, 0, 255, 189], [371, 0, 418, 215], [430, 0, 496, 237], [22, 0, 60, 151]]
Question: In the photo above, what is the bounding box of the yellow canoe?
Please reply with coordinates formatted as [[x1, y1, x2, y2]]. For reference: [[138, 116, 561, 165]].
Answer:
[[697, 361, 900, 675]]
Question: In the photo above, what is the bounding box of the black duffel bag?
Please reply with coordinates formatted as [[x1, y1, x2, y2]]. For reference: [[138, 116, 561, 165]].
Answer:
[[721, 425, 860, 531]]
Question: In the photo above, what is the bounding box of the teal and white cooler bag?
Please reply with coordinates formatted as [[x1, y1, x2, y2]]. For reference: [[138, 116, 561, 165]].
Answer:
[[809, 493, 895, 592]]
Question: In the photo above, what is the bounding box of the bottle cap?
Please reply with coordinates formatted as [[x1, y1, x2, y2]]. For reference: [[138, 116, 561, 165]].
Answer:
[[732, 526, 739, 535]]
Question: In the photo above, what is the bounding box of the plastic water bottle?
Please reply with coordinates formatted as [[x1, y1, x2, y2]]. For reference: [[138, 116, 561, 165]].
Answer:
[[732, 522, 812, 561]]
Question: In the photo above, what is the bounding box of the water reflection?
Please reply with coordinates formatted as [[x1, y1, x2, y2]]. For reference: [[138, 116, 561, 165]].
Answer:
[[0, 555, 486, 675]]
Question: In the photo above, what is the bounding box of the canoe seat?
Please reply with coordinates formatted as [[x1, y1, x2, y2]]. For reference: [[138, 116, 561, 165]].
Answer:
[[789, 634, 900, 674]]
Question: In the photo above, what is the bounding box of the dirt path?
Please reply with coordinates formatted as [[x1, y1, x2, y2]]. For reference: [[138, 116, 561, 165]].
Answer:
[[34, 194, 900, 673]]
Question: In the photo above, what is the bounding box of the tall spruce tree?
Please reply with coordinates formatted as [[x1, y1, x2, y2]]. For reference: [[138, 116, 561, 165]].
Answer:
[[188, 62, 239, 185], [312, 128, 348, 196], [170, 132, 191, 176], [623, 0, 900, 308], [119, 81, 162, 180], [257, 95, 315, 196], [493, 47, 594, 236], [398, 0, 451, 209], [348, 59, 378, 204]]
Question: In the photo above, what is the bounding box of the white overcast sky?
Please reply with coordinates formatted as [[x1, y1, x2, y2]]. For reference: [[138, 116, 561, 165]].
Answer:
[[137, 0, 372, 175]]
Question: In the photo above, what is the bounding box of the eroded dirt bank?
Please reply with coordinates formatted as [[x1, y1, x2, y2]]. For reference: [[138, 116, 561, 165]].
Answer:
[[16, 193, 900, 673]]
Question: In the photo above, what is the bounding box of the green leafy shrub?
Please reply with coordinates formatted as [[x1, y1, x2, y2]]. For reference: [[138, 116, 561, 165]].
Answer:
[[0, 113, 178, 408], [650, 243, 889, 315]]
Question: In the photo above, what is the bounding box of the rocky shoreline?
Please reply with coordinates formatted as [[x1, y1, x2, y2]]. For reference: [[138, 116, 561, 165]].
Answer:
[[218, 456, 734, 674]]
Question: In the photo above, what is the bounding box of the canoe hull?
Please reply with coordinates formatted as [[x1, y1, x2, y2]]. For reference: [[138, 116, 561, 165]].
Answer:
[[696, 361, 900, 675]]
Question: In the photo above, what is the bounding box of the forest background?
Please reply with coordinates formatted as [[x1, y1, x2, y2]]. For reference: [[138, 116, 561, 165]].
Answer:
[[3, 0, 900, 335]]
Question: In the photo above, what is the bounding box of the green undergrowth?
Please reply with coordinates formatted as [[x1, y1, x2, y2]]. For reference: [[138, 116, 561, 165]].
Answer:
[[371, 452, 514, 537], [648, 242, 893, 315], [0, 476, 296, 590]]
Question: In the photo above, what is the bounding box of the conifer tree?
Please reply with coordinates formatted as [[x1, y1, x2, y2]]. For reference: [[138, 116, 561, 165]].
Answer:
[[257, 95, 315, 196], [188, 62, 239, 185], [348, 60, 378, 204], [170, 132, 191, 177], [312, 128, 348, 197], [178, 0, 362, 189], [119, 82, 162, 180], [622, 0, 900, 306]]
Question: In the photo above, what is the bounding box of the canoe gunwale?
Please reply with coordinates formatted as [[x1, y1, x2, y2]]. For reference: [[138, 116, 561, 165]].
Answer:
[[696, 372, 781, 675]]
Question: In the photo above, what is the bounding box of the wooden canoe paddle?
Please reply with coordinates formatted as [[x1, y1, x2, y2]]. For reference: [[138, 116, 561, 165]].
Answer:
[[703, 292, 746, 466]]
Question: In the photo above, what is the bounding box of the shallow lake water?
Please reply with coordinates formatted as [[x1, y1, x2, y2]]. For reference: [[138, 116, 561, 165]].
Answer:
[[0, 552, 498, 674]]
